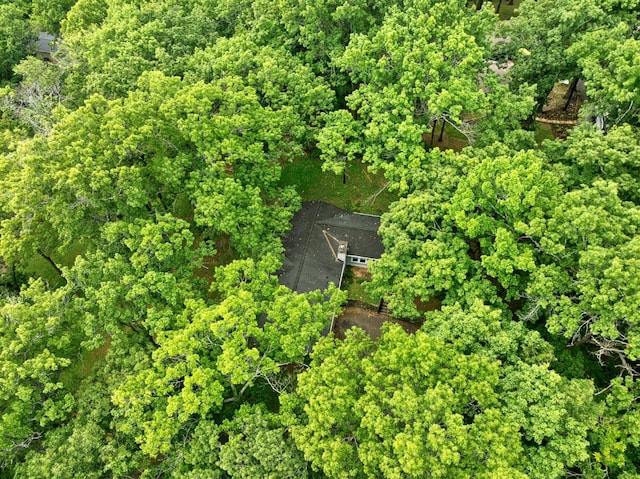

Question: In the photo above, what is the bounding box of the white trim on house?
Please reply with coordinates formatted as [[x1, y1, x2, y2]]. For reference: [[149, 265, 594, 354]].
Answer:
[[345, 254, 377, 269]]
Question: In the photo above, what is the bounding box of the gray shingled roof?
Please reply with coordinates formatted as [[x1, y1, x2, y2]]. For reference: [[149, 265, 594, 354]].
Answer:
[[278, 201, 383, 293], [37, 33, 57, 54]]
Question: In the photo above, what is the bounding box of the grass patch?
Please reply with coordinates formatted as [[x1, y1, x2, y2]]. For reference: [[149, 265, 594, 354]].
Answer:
[[494, 0, 520, 20], [193, 234, 238, 291], [443, 123, 470, 141], [279, 152, 397, 215], [534, 122, 555, 145], [342, 267, 379, 306], [23, 241, 90, 287], [60, 335, 112, 392], [426, 122, 470, 152], [23, 255, 64, 287], [173, 192, 194, 222]]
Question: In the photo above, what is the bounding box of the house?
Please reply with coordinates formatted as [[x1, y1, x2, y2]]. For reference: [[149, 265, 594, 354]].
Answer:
[[36, 32, 58, 61], [278, 201, 384, 294]]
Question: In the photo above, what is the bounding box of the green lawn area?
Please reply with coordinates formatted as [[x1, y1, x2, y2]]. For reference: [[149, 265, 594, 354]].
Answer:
[[23, 241, 90, 288], [494, 0, 520, 21], [534, 122, 555, 145], [341, 267, 380, 306], [427, 122, 470, 152], [60, 334, 111, 391], [279, 152, 397, 215], [23, 255, 62, 286], [467, 0, 520, 20]]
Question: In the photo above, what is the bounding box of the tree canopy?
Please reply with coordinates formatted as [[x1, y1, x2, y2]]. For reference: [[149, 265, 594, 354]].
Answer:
[[1, 0, 639, 477]]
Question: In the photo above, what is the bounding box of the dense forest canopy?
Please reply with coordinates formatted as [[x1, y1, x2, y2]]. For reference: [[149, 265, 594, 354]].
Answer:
[[0, 0, 639, 478]]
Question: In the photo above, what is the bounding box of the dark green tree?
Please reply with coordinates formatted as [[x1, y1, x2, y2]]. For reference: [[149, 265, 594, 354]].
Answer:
[[0, 4, 37, 81]]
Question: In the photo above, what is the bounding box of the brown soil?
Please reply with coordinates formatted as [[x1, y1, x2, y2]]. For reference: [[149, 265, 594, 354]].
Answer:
[[415, 296, 442, 313], [332, 306, 420, 340], [550, 123, 575, 140], [351, 266, 371, 279]]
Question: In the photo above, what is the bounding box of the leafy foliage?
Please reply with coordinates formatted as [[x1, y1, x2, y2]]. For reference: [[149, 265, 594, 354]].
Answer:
[[314, 0, 536, 191], [0, 4, 36, 80], [219, 404, 308, 479], [545, 124, 640, 204], [368, 145, 561, 317], [284, 319, 600, 479], [1, 0, 640, 477], [0, 281, 84, 469], [497, 0, 640, 120]]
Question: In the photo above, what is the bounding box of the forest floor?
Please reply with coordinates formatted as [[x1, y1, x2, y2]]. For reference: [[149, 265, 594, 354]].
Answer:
[[280, 152, 397, 215], [425, 122, 470, 152], [342, 266, 379, 304], [536, 81, 582, 140], [338, 268, 440, 338], [332, 306, 419, 340], [468, 0, 521, 20]]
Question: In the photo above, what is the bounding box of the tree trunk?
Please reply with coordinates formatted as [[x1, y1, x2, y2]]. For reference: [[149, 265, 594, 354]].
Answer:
[[430, 119, 437, 144], [438, 119, 446, 142], [475, 0, 484, 10], [496, 0, 503, 13], [563, 77, 578, 111], [37, 250, 64, 278], [507, 0, 514, 5]]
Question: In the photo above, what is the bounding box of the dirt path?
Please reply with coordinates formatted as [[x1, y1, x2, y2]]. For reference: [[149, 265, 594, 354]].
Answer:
[[332, 306, 420, 340]]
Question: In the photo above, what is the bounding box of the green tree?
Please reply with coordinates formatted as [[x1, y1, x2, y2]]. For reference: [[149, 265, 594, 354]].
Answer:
[[421, 299, 554, 366], [218, 404, 309, 479], [69, 214, 212, 340], [424, 301, 602, 478], [370, 139, 640, 373], [61, 0, 220, 99], [498, 363, 602, 479], [568, 21, 640, 127], [272, 0, 396, 85], [169, 76, 301, 257], [317, 0, 534, 191], [14, 380, 116, 479], [0, 71, 300, 273], [0, 56, 65, 134], [544, 123, 640, 204], [497, 0, 640, 112], [185, 34, 335, 146], [316, 109, 364, 177], [284, 321, 600, 479], [0, 134, 70, 275], [496, 0, 600, 109], [0, 4, 37, 81], [30, 0, 76, 33], [111, 255, 344, 459], [0, 280, 86, 471], [589, 376, 640, 476], [60, 0, 108, 34], [525, 181, 640, 375], [368, 146, 561, 317], [211, 0, 396, 88], [11, 325, 158, 479], [0, 74, 189, 273]]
